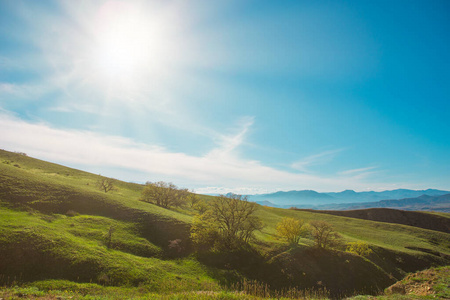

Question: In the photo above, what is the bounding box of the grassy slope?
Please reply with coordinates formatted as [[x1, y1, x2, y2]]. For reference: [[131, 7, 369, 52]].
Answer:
[[295, 208, 450, 234], [1, 150, 449, 297], [257, 206, 450, 259], [0, 150, 218, 291], [253, 206, 450, 293]]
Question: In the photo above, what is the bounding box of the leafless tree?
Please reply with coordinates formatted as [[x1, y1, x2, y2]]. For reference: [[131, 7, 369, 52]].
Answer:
[[97, 176, 116, 193], [310, 220, 342, 249]]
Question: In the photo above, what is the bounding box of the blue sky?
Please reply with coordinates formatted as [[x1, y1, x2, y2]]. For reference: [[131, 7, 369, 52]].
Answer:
[[1, 0, 449, 194]]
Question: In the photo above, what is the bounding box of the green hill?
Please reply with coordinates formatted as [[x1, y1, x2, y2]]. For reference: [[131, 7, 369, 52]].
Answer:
[[0, 149, 449, 299]]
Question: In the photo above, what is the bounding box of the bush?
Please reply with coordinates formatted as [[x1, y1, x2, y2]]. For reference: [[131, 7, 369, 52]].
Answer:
[[66, 210, 79, 217], [346, 241, 373, 256]]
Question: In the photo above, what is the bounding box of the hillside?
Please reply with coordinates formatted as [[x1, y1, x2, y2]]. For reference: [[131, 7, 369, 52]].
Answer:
[[295, 208, 450, 234], [384, 266, 450, 298], [346, 266, 450, 299], [1, 149, 450, 298]]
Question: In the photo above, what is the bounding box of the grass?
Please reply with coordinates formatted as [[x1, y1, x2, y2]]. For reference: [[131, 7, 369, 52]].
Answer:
[[0, 149, 449, 299], [0, 279, 330, 299], [0, 208, 218, 289], [256, 207, 450, 255]]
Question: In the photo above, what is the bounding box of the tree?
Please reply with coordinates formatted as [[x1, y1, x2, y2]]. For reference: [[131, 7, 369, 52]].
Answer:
[[97, 176, 116, 193], [188, 192, 200, 208], [140, 181, 189, 208], [190, 194, 263, 250], [238, 215, 264, 243], [276, 217, 308, 245], [346, 241, 373, 256], [190, 211, 220, 250], [310, 220, 342, 249]]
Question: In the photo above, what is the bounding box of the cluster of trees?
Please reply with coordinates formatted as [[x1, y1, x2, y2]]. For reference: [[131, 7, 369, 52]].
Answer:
[[276, 218, 343, 250], [140, 181, 196, 208], [137, 181, 371, 255], [276, 218, 373, 255]]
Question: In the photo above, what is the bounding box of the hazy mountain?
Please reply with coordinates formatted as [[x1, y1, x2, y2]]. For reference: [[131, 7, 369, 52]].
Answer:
[[326, 189, 450, 203], [316, 193, 450, 212], [249, 190, 334, 205], [248, 189, 450, 208], [255, 200, 280, 207]]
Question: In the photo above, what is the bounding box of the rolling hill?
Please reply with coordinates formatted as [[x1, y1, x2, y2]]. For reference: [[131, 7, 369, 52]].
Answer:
[[1, 149, 449, 299], [294, 208, 450, 234]]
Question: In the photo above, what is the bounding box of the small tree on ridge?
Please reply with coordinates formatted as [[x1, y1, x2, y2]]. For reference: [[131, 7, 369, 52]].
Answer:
[[276, 217, 308, 245], [97, 176, 116, 193], [310, 220, 342, 249]]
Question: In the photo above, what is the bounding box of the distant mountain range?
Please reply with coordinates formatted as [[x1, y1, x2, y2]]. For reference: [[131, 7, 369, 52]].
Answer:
[[316, 193, 450, 212], [247, 189, 450, 212]]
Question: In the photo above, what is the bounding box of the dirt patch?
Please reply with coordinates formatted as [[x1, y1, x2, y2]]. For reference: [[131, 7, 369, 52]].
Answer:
[[385, 266, 450, 298]]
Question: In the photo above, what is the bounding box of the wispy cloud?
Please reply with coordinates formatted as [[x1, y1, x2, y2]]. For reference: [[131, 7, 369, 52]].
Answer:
[[0, 113, 402, 193], [291, 148, 345, 172], [339, 166, 377, 175], [207, 116, 254, 159]]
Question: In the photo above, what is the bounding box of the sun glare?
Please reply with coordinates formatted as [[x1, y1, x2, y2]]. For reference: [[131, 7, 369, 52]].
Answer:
[[96, 20, 146, 78], [88, 1, 168, 90]]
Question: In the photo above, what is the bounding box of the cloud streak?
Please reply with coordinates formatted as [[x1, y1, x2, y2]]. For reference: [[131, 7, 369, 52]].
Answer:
[[0, 113, 401, 193], [291, 149, 345, 172]]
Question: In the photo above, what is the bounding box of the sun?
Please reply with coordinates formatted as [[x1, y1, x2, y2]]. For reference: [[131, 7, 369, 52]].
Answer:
[[88, 1, 167, 89], [95, 20, 146, 79]]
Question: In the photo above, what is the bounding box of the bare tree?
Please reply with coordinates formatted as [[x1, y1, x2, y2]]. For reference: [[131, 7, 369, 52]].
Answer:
[[310, 220, 342, 249], [97, 176, 116, 193]]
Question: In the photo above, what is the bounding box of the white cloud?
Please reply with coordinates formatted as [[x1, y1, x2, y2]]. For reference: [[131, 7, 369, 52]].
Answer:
[[0, 113, 402, 193]]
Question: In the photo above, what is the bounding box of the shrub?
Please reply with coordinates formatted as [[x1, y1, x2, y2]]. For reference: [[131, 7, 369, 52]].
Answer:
[[66, 210, 79, 217], [346, 241, 373, 256]]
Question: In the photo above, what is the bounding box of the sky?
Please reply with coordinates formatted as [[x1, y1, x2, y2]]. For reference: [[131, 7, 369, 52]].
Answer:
[[0, 0, 449, 194]]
